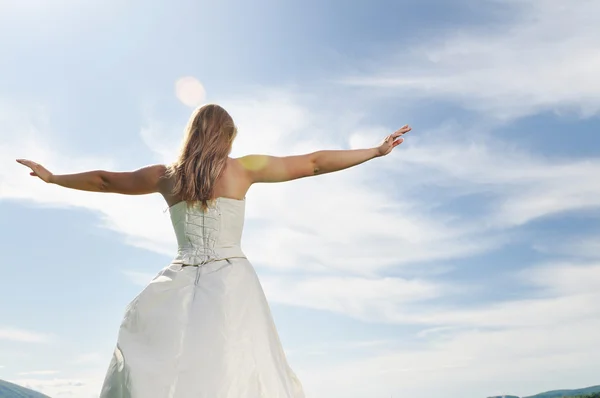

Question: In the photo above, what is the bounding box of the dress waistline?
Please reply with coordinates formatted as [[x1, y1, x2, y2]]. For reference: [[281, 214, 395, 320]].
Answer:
[[172, 246, 246, 266]]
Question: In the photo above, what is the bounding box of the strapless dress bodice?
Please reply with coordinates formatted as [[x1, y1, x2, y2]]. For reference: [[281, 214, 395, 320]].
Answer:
[[168, 197, 246, 265]]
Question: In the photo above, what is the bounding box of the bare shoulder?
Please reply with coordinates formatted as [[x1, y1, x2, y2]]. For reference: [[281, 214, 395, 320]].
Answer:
[[228, 156, 254, 185], [154, 164, 173, 195], [235, 154, 270, 172], [149, 164, 169, 185], [150, 164, 168, 177]]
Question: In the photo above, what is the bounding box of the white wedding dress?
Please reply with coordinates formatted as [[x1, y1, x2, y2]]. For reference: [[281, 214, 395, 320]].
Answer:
[[99, 197, 305, 398]]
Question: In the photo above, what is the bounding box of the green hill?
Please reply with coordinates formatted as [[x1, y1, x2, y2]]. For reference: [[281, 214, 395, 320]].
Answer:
[[0, 379, 51, 398], [565, 393, 600, 398], [524, 385, 600, 398], [488, 395, 519, 398]]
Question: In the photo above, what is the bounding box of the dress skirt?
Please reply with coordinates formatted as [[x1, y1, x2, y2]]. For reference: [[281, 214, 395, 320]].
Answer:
[[99, 258, 305, 398]]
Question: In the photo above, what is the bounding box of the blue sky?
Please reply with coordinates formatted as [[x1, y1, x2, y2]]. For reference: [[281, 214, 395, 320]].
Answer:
[[1, 0, 599, 397]]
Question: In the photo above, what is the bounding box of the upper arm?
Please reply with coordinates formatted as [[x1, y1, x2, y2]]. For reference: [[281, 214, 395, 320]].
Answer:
[[237, 154, 317, 184], [100, 164, 167, 195]]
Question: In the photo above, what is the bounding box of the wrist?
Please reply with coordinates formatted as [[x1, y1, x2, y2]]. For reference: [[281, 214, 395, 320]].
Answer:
[[48, 174, 56, 184]]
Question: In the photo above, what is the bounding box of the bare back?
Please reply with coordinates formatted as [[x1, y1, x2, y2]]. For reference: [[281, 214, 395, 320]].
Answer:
[[159, 157, 252, 208]]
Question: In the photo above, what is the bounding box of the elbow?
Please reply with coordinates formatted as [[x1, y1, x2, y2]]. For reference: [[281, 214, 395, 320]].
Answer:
[[312, 163, 321, 175], [98, 172, 111, 192], [310, 153, 322, 176]]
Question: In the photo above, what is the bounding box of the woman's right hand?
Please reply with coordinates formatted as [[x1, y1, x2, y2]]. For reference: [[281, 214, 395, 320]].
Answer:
[[377, 125, 411, 157]]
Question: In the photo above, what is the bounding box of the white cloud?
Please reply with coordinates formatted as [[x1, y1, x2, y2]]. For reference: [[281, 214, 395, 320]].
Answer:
[[0, 327, 52, 344], [534, 235, 600, 260], [301, 318, 600, 398], [286, 339, 398, 359], [3, 85, 600, 398], [18, 370, 60, 376], [263, 261, 600, 332], [1, 105, 177, 256], [262, 274, 450, 323], [384, 127, 600, 228], [72, 352, 105, 365], [574, 237, 600, 259], [3, 90, 599, 282], [1, 92, 496, 279], [292, 262, 600, 398], [341, 0, 600, 120], [521, 262, 600, 295], [9, 373, 104, 398], [121, 270, 156, 286]]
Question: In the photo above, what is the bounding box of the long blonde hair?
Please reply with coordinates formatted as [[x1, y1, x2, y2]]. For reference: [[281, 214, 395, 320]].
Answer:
[[167, 104, 237, 211]]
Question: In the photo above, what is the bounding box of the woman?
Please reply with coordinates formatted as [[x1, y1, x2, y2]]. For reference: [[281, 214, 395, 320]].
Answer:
[[16, 104, 411, 398]]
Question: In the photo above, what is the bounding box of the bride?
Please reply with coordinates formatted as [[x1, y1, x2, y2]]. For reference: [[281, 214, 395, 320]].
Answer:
[[17, 104, 410, 398]]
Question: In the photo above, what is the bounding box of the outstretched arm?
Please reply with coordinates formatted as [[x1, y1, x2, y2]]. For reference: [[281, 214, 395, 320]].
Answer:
[[15, 159, 166, 195], [239, 124, 411, 183]]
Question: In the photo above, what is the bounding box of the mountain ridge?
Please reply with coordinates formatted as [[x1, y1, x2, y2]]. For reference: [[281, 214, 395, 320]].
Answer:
[[489, 385, 600, 398], [523, 385, 600, 398], [2, 378, 599, 398], [0, 379, 51, 398]]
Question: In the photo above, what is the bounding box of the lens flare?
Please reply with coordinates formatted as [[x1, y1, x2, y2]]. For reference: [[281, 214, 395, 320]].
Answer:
[[175, 77, 206, 107]]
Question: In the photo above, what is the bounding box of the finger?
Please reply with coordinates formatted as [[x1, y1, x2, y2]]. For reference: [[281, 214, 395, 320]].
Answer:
[[394, 126, 411, 136], [16, 159, 34, 168], [30, 172, 36, 176], [393, 138, 404, 147]]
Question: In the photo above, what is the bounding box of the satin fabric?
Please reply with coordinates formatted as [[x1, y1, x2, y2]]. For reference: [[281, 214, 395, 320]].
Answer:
[[99, 198, 305, 398]]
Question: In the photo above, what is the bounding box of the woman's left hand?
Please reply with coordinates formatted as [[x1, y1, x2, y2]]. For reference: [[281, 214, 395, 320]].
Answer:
[[16, 159, 54, 183], [376, 124, 411, 157]]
